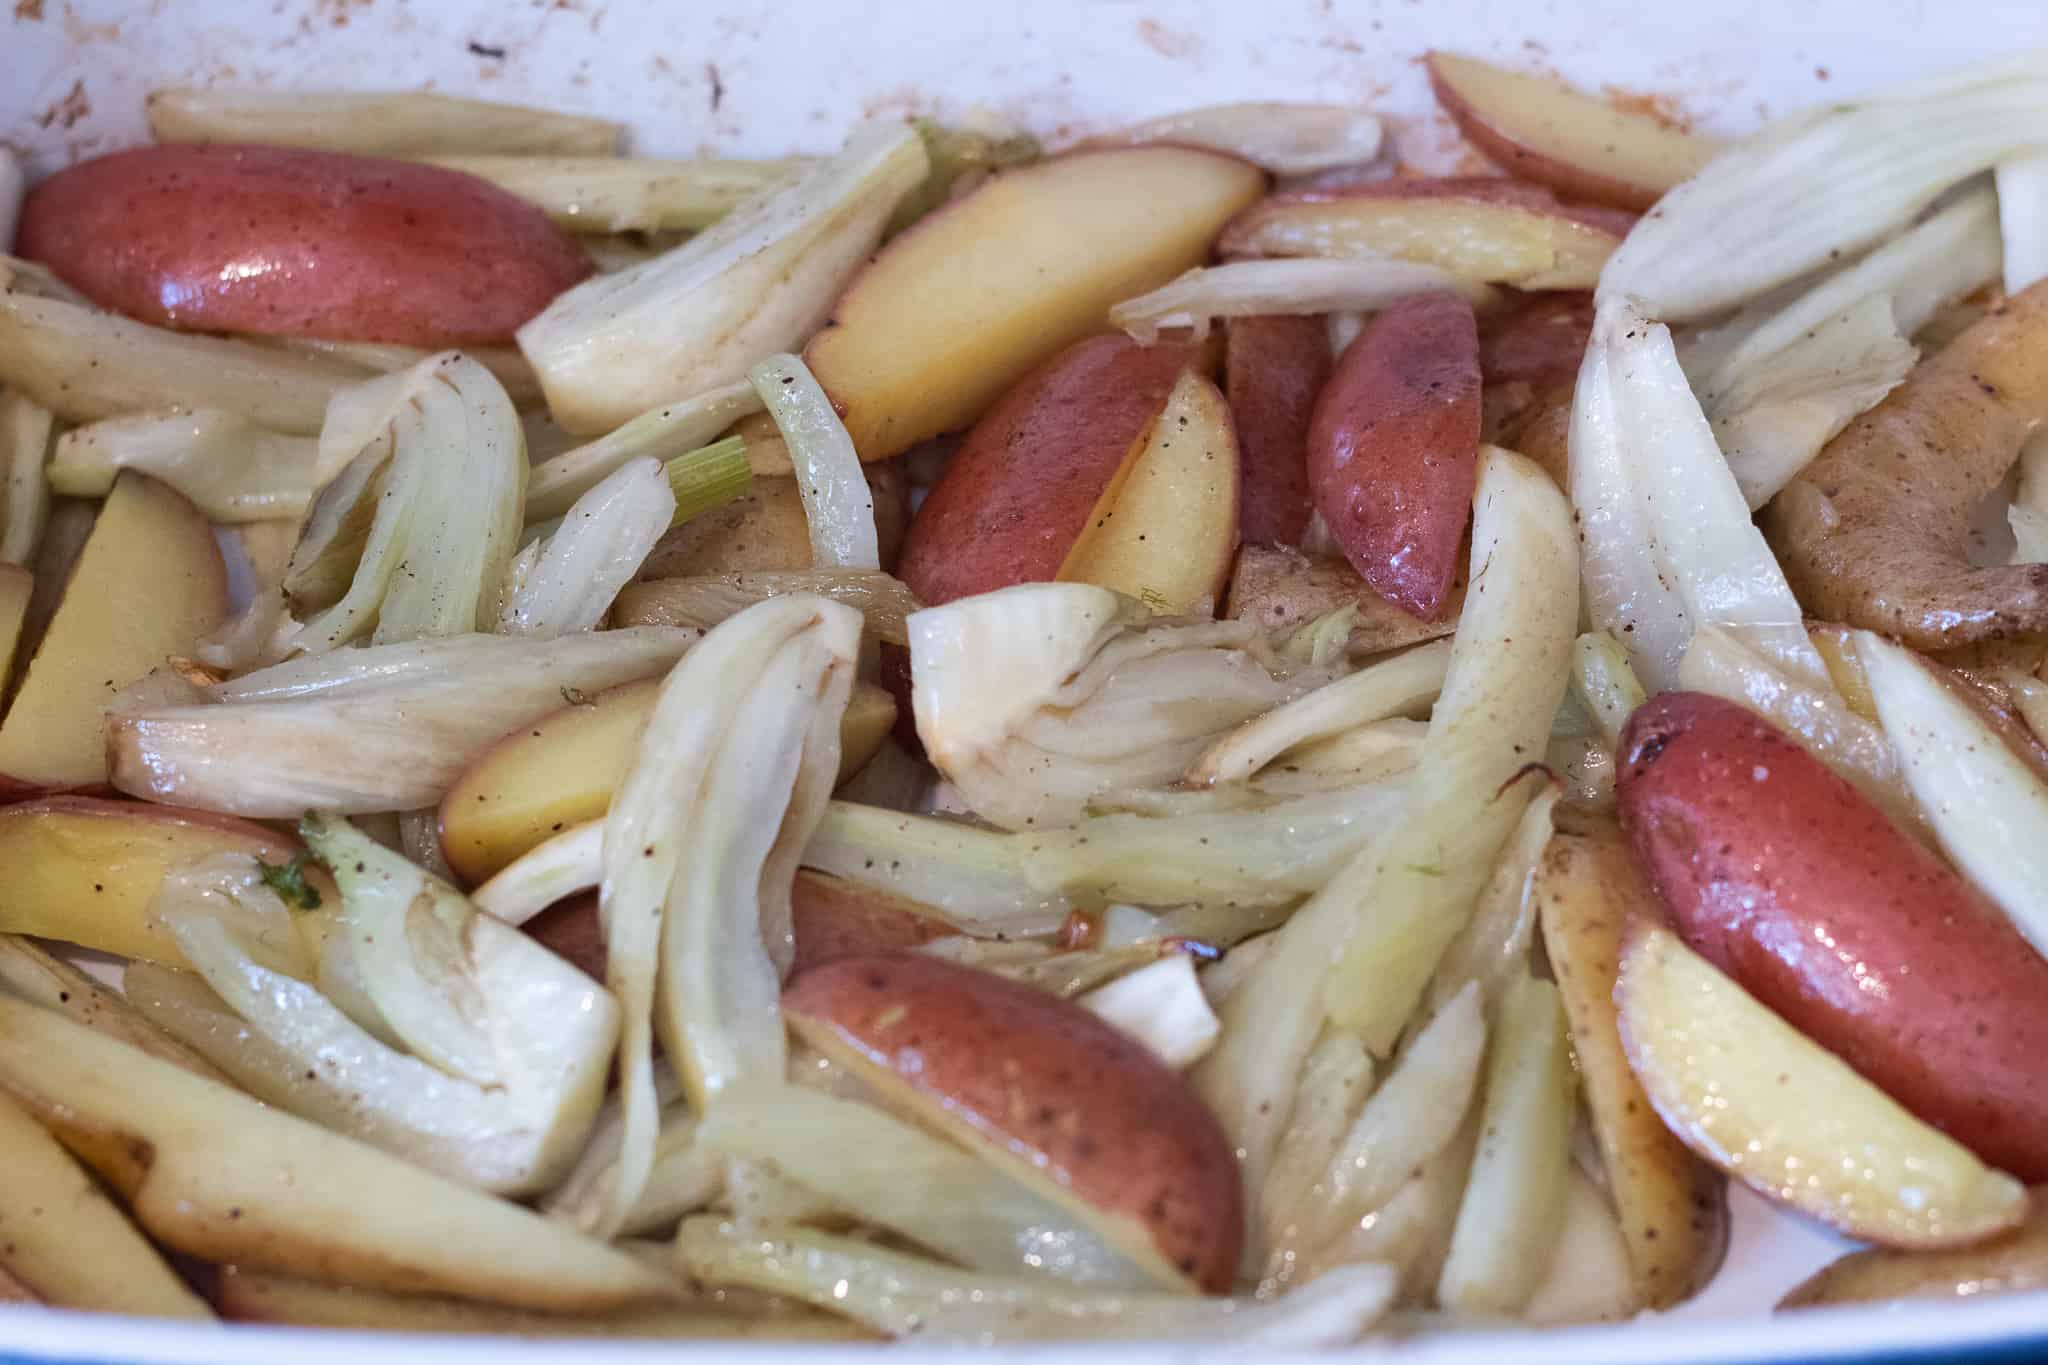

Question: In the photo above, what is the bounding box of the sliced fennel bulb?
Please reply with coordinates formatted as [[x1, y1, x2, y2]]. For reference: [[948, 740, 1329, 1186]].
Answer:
[[518, 121, 929, 434], [748, 353, 878, 570], [498, 456, 673, 637], [595, 595, 860, 1236], [1110, 259, 1480, 344]]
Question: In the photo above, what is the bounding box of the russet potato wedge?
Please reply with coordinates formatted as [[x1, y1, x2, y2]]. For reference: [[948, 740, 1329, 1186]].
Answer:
[[1425, 52, 1721, 211], [1534, 818, 1727, 1307], [440, 678, 896, 884], [783, 952, 1243, 1293], [0, 474, 227, 786], [1220, 178, 1631, 291], [804, 146, 1264, 462], [0, 995, 673, 1310], [0, 1090, 213, 1319], [0, 796, 300, 965], [1616, 923, 2028, 1249], [1055, 368, 1239, 613]]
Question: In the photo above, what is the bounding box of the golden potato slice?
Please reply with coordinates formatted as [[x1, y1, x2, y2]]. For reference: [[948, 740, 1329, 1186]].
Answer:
[[0, 474, 227, 786], [0, 995, 673, 1311], [1535, 819, 1727, 1306], [635, 466, 908, 579], [0, 1090, 213, 1319]]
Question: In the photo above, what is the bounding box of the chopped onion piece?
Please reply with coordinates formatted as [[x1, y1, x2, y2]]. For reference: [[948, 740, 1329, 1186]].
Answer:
[[1195, 449, 1573, 1198], [1110, 259, 1481, 345], [145, 87, 622, 155], [473, 820, 603, 927], [1599, 64, 2048, 320], [526, 384, 762, 521], [108, 627, 698, 816], [49, 409, 335, 522], [0, 387, 52, 566], [425, 155, 806, 233], [697, 1086, 1151, 1284], [595, 597, 859, 1235], [1859, 632, 2048, 957], [499, 457, 673, 638], [1186, 638, 1450, 785], [676, 1218, 1397, 1345], [1078, 956, 1220, 1069], [748, 353, 877, 569], [518, 121, 928, 434], [0, 256, 364, 432], [1079, 103, 1383, 175], [910, 584, 1307, 829], [615, 569, 922, 646]]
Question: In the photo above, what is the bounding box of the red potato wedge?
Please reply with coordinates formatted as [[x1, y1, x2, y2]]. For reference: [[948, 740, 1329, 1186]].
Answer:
[[1617, 922, 2028, 1249], [1220, 178, 1633, 291], [1055, 368, 1240, 614], [1307, 291, 1481, 620], [782, 952, 1243, 1292], [1617, 691, 2048, 1181], [1425, 52, 1722, 212], [1225, 315, 1332, 545], [789, 873, 957, 973], [803, 146, 1264, 463], [896, 335, 1197, 605], [17, 144, 589, 346], [1779, 1189, 2048, 1310], [1480, 291, 1595, 387], [0, 796, 300, 966], [522, 892, 606, 982]]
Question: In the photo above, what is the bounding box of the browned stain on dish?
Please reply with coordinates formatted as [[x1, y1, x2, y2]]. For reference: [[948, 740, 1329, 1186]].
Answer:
[[1603, 87, 1695, 133], [12, 0, 44, 22], [1136, 16, 1202, 62], [34, 78, 89, 130]]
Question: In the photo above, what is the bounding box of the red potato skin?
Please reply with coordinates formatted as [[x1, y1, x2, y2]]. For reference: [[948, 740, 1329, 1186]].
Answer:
[[783, 952, 1243, 1292], [787, 872, 954, 973], [17, 144, 590, 346], [1306, 291, 1481, 620], [1617, 692, 2048, 1181], [896, 335, 1197, 605], [522, 892, 605, 982], [1225, 315, 1331, 545], [1480, 290, 1595, 386]]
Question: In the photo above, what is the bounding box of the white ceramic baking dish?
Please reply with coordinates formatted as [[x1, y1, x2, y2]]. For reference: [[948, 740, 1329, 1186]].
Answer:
[[3, 0, 2046, 1359]]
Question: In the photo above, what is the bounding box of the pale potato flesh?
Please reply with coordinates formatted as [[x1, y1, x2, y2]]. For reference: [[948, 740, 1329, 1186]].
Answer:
[[1426, 52, 1721, 211], [0, 995, 673, 1310], [0, 564, 28, 697], [1056, 369, 1239, 613], [0, 474, 226, 785], [1535, 818, 1727, 1307], [1616, 924, 2027, 1249], [804, 146, 1265, 462], [0, 798, 299, 965], [440, 678, 895, 884]]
